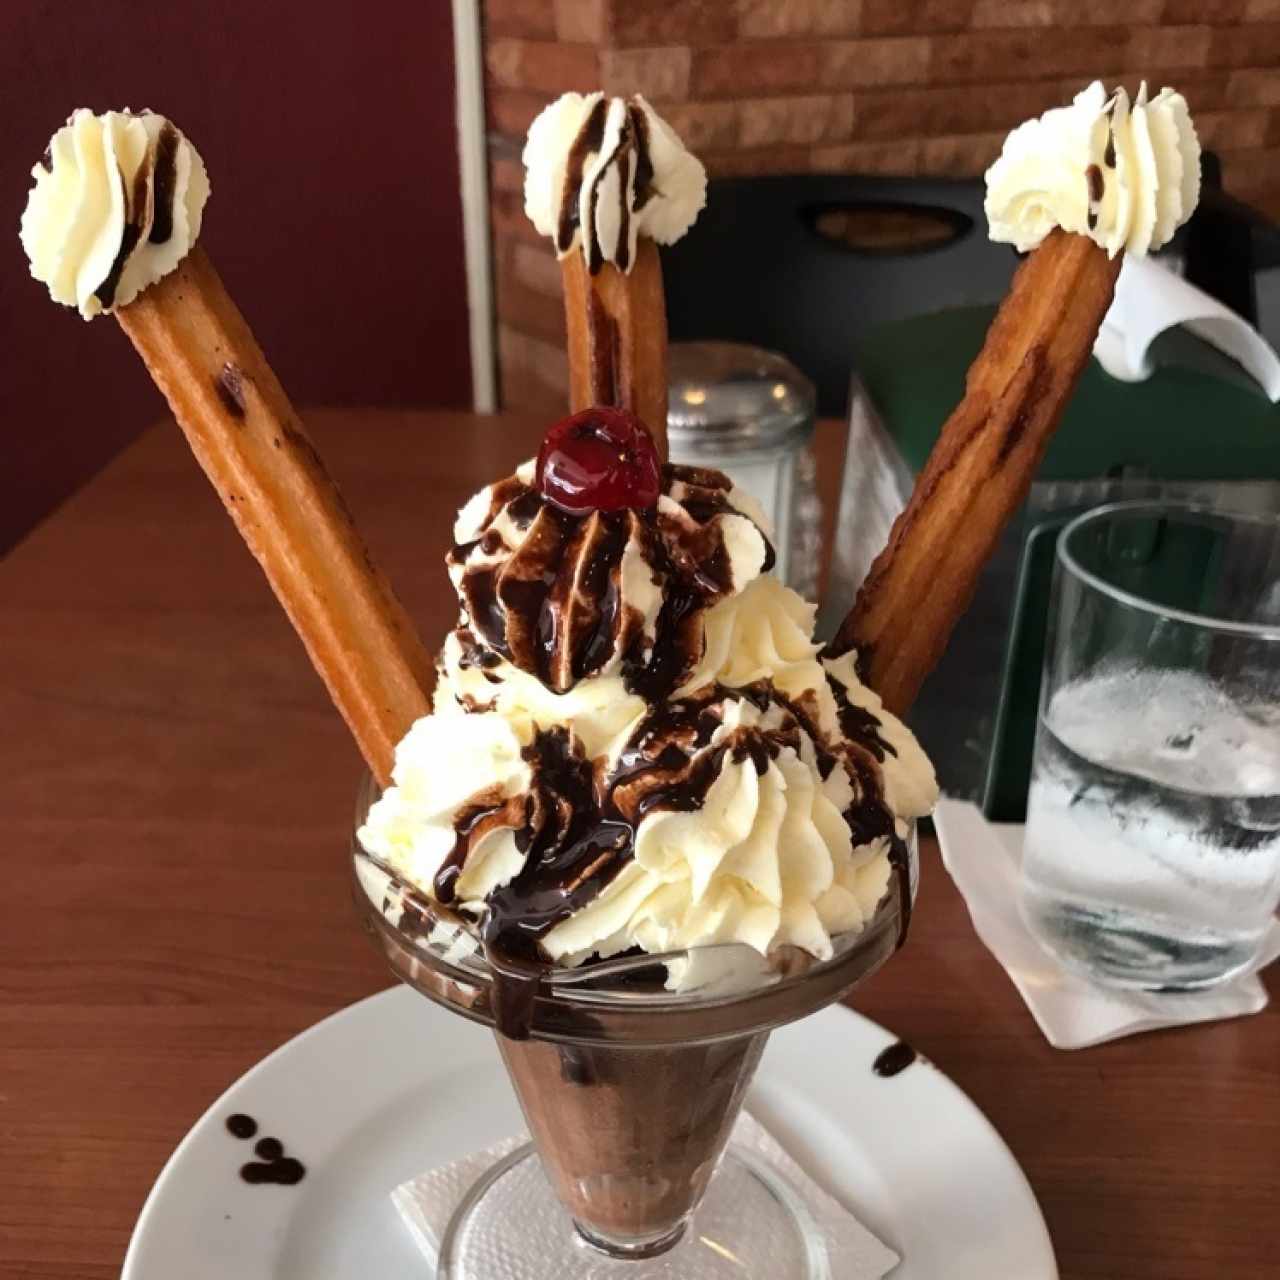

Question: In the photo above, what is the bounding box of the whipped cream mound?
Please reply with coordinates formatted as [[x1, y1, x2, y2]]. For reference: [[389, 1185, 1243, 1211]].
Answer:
[[360, 464, 938, 991], [21, 109, 209, 319], [447, 459, 770, 695], [523, 92, 707, 273], [985, 80, 1200, 258]]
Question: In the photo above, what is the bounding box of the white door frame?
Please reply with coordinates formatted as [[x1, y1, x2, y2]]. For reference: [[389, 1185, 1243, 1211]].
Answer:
[[451, 0, 497, 412]]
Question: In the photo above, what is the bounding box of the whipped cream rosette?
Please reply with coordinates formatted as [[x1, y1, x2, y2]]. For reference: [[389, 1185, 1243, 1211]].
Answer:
[[523, 92, 707, 275], [521, 91, 710, 458], [985, 80, 1200, 258], [21, 108, 210, 319]]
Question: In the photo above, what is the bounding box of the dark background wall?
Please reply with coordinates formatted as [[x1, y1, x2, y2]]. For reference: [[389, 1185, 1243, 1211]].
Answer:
[[3, 1, 470, 553]]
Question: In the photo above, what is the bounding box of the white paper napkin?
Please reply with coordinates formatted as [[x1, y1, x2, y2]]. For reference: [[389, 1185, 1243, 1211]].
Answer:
[[392, 1110, 899, 1278], [1093, 253, 1280, 400], [934, 797, 1280, 1049]]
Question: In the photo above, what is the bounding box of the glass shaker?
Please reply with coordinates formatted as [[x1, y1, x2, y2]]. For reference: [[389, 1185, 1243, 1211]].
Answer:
[[667, 342, 820, 599]]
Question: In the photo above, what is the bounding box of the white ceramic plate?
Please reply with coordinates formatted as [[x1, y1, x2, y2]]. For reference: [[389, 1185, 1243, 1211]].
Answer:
[[122, 985, 1056, 1279]]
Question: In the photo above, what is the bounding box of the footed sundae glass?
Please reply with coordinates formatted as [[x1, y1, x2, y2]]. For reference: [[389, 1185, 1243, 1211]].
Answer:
[[354, 776, 915, 1279]]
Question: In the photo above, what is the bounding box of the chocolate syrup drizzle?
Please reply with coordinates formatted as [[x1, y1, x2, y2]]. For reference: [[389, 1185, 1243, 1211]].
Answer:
[[1091, 89, 1118, 228], [445, 684, 903, 1037], [94, 165, 147, 311], [555, 96, 659, 275], [586, 289, 623, 407], [436, 463, 907, 1037], [148, 124, 179, 245], [448, 464, 771, 699], [465, 689, 833, 1037], [93, 119, 182, 310], [482, 727, 632, 958], [1085, 162, 1106, 232], [445, 694, 784, 970]]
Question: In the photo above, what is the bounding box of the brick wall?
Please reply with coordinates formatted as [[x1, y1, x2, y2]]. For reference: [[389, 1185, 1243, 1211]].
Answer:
[[483, 0, 1280, 414]]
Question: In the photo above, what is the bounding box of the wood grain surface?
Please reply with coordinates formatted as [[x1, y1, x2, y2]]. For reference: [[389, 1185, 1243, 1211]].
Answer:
[[2, 410, 1276, 1280]]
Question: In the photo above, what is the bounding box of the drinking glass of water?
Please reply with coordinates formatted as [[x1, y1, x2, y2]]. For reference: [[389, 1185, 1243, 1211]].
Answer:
[[1020, 501, 1280, 991]]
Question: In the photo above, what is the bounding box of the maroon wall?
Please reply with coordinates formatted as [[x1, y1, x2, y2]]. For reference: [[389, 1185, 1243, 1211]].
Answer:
[[3, 2, 470, 553]]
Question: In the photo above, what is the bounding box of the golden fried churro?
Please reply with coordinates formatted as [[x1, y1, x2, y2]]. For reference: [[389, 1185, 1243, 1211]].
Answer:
[[523, 93, 707, 461], [829, 231, 1122, 716], [561, 240, 669, 460], [116, 248, 435, 785], [829, 79, 1201, 717], [22, 110, 433, 785]]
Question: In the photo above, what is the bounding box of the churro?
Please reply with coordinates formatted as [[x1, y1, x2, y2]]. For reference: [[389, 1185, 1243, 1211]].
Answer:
[[561, 240, 669, 459], [830, 231, 1121, 715], [829, 81, 1201, 717], [21, 109, 432, 784], [522, 92, 706, 460], [116, 248, 435, 783]]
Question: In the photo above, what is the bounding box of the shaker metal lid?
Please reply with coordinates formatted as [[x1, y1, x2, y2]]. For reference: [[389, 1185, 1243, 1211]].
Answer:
[[667, 341, 816, 453]]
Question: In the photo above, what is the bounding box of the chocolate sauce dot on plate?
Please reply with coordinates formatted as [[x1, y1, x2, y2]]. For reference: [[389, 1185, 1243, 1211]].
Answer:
[[274, 1157, 306, 1185], [254, 1137, 284, 1161], [240, 1156, 306, 1186], [226, 1113, 258, 1140], [872, 1040, 918, 1078]]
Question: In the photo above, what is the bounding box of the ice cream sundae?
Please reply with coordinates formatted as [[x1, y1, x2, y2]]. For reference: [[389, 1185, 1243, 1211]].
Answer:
[[21, 80, 1199, 1278]]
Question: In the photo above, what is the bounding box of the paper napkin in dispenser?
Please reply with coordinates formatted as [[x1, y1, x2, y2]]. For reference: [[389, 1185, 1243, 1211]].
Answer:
[[1094, 254, 1280, 401]]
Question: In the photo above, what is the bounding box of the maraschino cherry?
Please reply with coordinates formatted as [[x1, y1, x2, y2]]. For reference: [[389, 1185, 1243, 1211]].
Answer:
[[536, 407, 661, 515]]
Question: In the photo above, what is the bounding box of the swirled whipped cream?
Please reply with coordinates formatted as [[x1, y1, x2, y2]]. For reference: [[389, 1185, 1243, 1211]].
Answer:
[[21, 109, 209, 319], [985, 81, 1200, 257], [447, 460, 770, 694], [523, 92, 707, 273], [360, 461, 937, 989]]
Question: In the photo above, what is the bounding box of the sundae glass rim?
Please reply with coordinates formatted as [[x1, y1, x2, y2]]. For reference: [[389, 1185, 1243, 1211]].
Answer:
[[352, 773, 916, 1044]]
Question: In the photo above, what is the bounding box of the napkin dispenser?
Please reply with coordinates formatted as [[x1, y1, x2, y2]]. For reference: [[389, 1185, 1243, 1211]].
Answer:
[[820, 305, 1280, 817]]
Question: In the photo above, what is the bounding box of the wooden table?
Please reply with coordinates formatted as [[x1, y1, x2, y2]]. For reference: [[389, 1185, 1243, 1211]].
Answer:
[[3, 410, 1276, 1280]]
